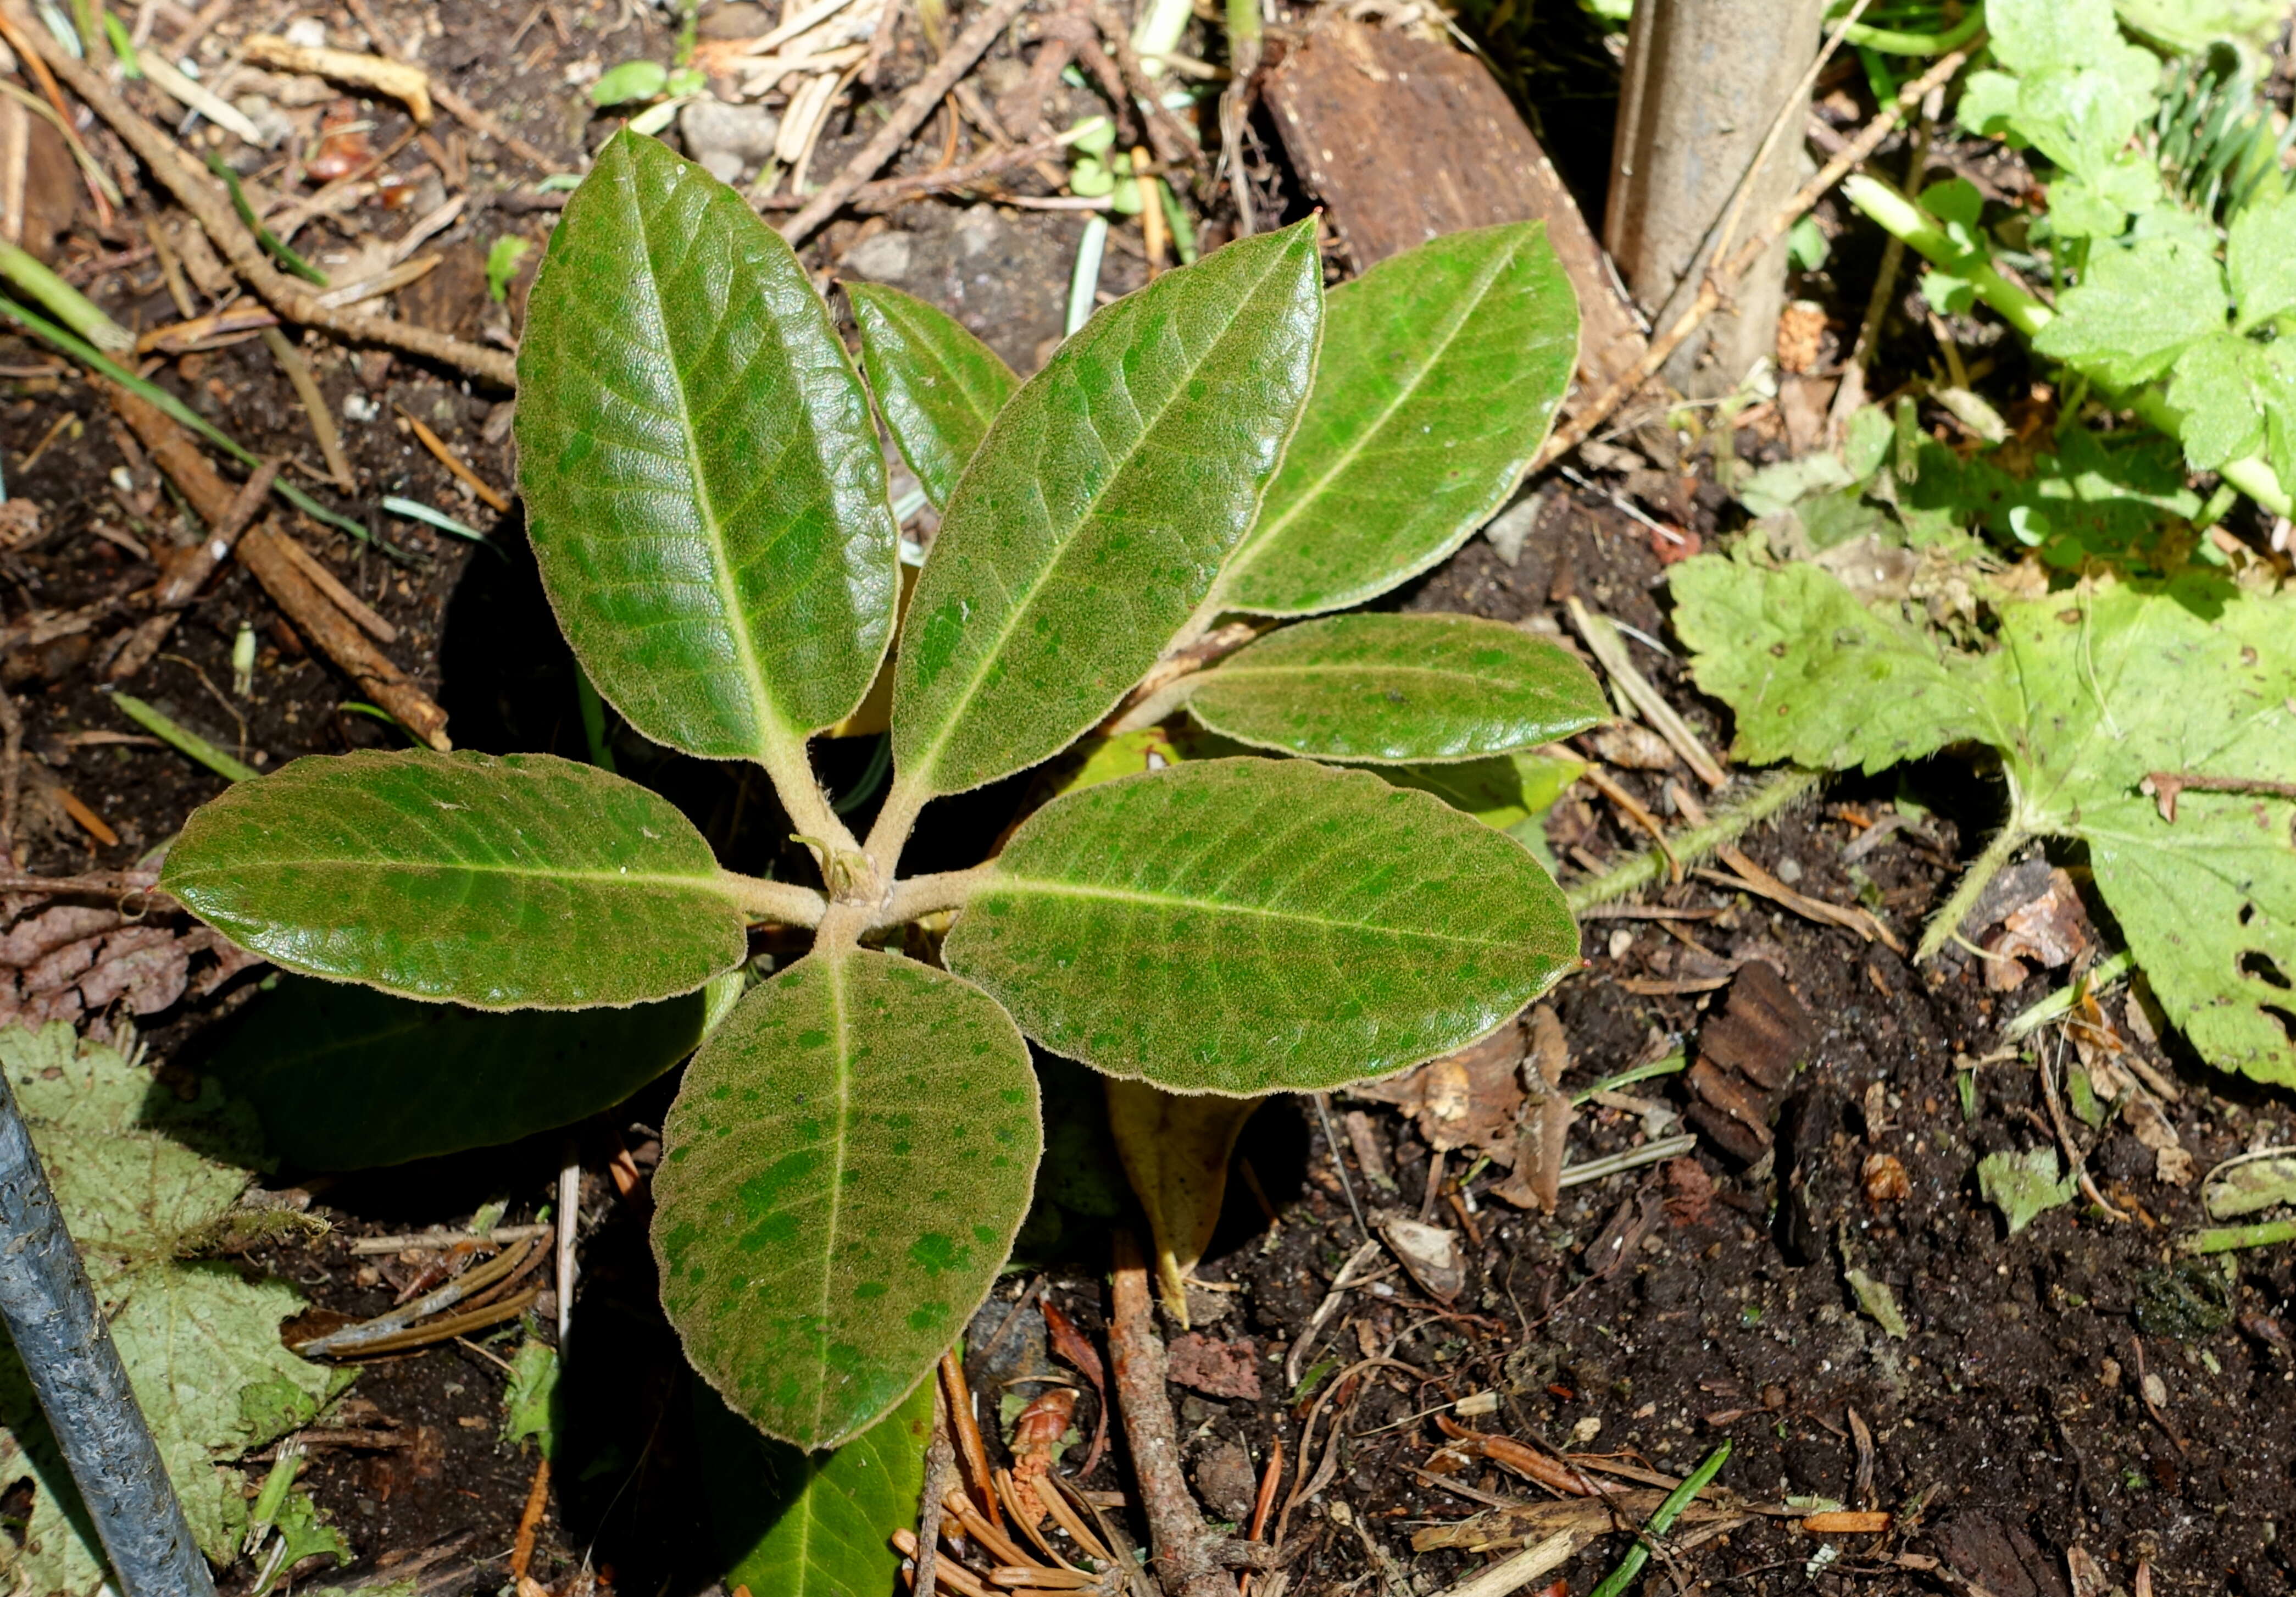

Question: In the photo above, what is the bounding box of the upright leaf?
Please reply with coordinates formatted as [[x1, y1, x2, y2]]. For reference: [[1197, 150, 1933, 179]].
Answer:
[[1213, 223, 1577, 616], [698, 1376, 933, 1597], [163, 751, 748, 1009], [944, 757, 1577, 1093], [891, 220, 1323, 801], [849, 284, 1019, 509], [210, 975, 735, 1168], [516, 130, 899, 762], [1182, 613, 1605, 763], [654, 950, 1040, 1449]]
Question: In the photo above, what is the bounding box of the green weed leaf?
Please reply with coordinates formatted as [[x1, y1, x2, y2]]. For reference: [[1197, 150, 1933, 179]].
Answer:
[[700, 1374, 933, 1597], [943, 757, 1577, 1093], [1216, 223, 1577, 615], [2032, 231, 2226, 389], [1182, 613, 1604, 763], [1977, 1146, 2076, 1234], [890, 220, 1322, 800], [0, 1025, 341, 1592], [163, 750, 747, 1010], [2228, 191, 2296, 332], [516, 130, 899, 762], [1672, 558, 2296, 1086], [210, 975, 725, 1168], [653, 950, 1039, 1449], [848, 284, 1019, 510]]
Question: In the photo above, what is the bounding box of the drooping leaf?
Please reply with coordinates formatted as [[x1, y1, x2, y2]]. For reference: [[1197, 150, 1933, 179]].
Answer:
[[1104, 1079, 1259, 1322], [1181, 613, 1604, 763], [209, 973, 735, 1168], [163, 750, 748, 1010], [2031, 231, 2227, 389], [516, 130, 899, 762], [848, 283, 1019, 510], [943, 757, 1578, 1093], [890, 220, 1323, 801], [0, 1024, 343, 1594], [698, 1371, 932, 1597], [1214, 223, 1577, 616], [653, 950, 1039, 1449], [1671, 558, 2296, 1086]]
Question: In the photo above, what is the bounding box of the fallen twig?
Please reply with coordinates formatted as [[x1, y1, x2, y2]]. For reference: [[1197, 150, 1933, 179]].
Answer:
[[1111, 1230, 1238, 1597], [108, 387, 453, 750], [1091, 4, 1208, 175], [1535, 46, 1973, 471], [5, 4, 515, 387], [1566, 600, 1724, 789], [779, 0, 1037, 246], [153, 460, 279, 610], [507, 1457, 550, 1584], [261, 328, 356, 491]]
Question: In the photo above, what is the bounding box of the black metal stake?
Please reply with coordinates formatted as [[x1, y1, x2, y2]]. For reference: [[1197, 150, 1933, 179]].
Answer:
[[0, 1068, 216, 1597]]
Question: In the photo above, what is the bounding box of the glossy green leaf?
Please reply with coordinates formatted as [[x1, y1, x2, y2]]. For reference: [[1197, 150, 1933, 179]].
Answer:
[[654, 950, 1040, 1449], [1182, 613, 1604, 763], [944, 757, 1577, 1093], [699, 1372, 932, 1597], [1213, 223, 1577, 617], [516, 129, 899, 763], [891, 220, 1323, 801], [209, 974, 733, 1168], [162, 750, 747, 1010], [849, 283, 1019, 510]]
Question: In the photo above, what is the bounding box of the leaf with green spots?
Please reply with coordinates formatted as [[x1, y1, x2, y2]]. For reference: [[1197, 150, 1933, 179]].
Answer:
[[1211, 222, 1577, 617], [943, 757, 1578, 1093], [889, 220, 1322, 801], [209, 973, 735, 1168], [1180, 613, 1604, 763], [848, 283, 1019, 510], [653, 950, 1040, 1449], [1670, 557, 2296, 1087], [1978, 1146, 2076, 1234], [162, 750, 749, 1010], [515, 130, 899, 763], [698, 1371, 933, 1597], [0, 1024, 343, 1595]]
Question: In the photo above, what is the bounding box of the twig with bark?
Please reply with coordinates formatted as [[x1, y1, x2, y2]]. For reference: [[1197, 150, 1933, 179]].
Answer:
[[779, 0, 1037, 246], [1110, 1230, 1239, 1597], [4, 2, 515, 387]]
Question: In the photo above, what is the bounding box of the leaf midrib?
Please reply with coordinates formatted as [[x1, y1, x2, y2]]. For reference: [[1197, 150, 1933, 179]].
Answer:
[[1223, 232, 1526, 584], [906, 237, 1305, 792], [171, 859, 719, 890], [628, 153, 783, 760], [810, 951, 857, 1445], [1202, 659, 1554, 695], [985, 874, 1533, 951]]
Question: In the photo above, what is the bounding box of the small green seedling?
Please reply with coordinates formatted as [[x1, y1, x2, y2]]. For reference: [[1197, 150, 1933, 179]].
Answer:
[[162, 130, 1593, 1456]]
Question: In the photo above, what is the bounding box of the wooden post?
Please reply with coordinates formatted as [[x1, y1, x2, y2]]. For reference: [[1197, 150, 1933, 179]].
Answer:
[[1604, 0, 1827, 396]]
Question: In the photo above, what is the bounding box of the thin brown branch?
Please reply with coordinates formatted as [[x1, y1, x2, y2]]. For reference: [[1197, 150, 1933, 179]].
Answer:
[[779, 0, 1037, 246], [1091, 4, 1208, 174], [1111, 1230, 1239, 1597], [759, 135, 1066, 210], [5, 3, 515, 387]]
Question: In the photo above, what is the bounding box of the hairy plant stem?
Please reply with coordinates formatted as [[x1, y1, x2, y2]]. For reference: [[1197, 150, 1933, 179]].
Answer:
[[863, 779, 931, 883], [1914, 817, 2030, 963], [714, 870, 829, 927], [1842, 173, 2295, 517], [1565, 768, 1820, 912], [881, 864, 994, 927]]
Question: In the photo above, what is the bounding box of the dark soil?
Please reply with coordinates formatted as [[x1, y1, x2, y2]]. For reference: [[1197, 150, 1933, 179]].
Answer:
[[3, 0, 2293, 1594]]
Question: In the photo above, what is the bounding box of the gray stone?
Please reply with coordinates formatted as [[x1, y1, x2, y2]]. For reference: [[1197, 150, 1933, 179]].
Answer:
[[679, 97, 780, 184], [841, 231, 916, 284]]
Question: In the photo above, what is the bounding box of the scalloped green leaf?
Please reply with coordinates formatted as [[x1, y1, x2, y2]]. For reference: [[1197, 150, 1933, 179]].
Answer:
[[653, 950, 1040, 1449], [1212, 223, 1577, 617], [943, 757, 1577, 1093], [1182, 613, 1605, 763], [516, 129, 899, 762], [210, 974, 736, 1168], [699, 1374, 933, 1597], [162, 750, 747, 1010], [849, 283, 1019, 510], [890, 220, 1323, 801]]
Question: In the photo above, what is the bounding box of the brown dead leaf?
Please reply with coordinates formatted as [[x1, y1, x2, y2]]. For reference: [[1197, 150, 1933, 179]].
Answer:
[[1494, 1003, 1572, 1212], [1348, 1018, 1525, 1167], [1376, 1211, 1466, 1302], [1165, 1333, 1262, 1400], [1664, 1156, 1715, 1225], [1007, 1386, 1077, 1526], [1982, 868, 2091, 991]]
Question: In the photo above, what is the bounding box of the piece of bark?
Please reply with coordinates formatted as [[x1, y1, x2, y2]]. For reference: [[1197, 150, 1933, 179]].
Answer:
[[1699, 960, 1814, 1093], [104, 386, 451, 751], [1262, 20, 1644, 399]]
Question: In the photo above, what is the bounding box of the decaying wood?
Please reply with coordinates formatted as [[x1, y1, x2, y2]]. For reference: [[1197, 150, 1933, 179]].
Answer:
[[1111, 1231, 1239, 1597], [5, 2, 515, 387], [1262, 21, 1646, 402], [105, 387, 452, 751]]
